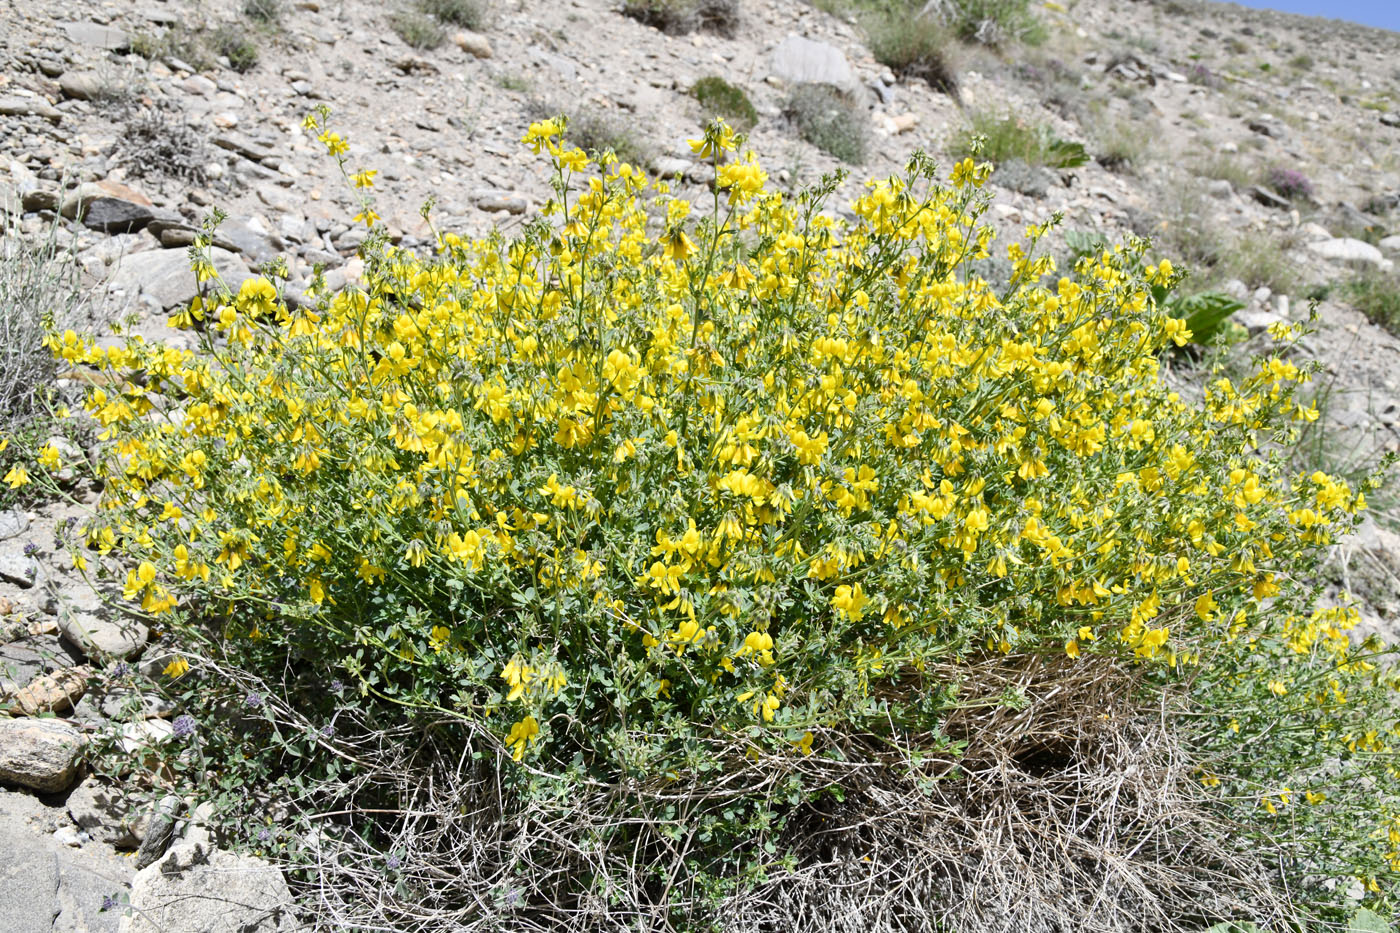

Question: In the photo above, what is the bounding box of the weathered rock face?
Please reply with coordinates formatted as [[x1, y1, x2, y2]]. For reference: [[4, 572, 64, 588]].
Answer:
[[104, 246, 251, 311], [1307, 236, 1392, 271], [121, 840, 296, 933], [52, 582, 148, 662], [769, 35, 864, 101], [10, 664, 90, 715], [0, 717, 84, 792]]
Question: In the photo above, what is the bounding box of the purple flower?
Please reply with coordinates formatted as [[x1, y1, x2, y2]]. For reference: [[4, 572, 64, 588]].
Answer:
[[110, 662, 130, 678], [329, 679, 345, 694], [1267, 166, 1314, 200], [23, 542, 39, 558], [257, 827, 272, 843], [100, 894, 118, 912], [245, 692, 263, 708], [386, 853, 401, 870], [172, 714, 196, 739], [319, 723, 335, 739]]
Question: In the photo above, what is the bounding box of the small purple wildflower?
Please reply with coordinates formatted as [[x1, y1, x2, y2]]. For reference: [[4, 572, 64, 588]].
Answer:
[[1266, 166, 1314, 201], [99, 894, 118, 912], [23, 542, 39, 558], [172, 714, 196, 739], [110, 661, 130, 678], [319, 723, 335, 739], [258, 827, 272, 843], [329, 679, 345, 694], [386, 853, 402, 870], [245, 691, 263, 708]]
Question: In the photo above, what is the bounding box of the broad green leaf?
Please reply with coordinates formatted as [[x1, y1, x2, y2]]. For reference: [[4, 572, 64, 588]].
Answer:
[[1350, 907, 1392, 933]]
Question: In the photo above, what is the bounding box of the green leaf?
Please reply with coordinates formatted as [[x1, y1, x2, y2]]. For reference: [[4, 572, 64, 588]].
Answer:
[[1169, 291, 1245, 345], [1045, 138, 1089, 169], [1350, 907, 1392, 933]]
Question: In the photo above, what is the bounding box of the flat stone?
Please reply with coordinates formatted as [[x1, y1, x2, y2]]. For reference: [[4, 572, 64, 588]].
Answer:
[[1249, 185, 1291, 210], [11, 665, 91, 715], [1307, 237, 1389, 270], [63, 22, 129, 50], [123, 840, 295, 933], [219, 217, 284, 266], [0, 539, 44, 589], [106, 247, 250, 311], [0, 816, 59, 933], [0, 96, 62, 124], [0, 718, 84, 792], [61, 181, 156, 232], [1379, 235, 1400, 255]]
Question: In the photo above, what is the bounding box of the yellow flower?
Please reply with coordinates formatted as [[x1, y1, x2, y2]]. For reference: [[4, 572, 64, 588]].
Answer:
[[163, 657, 190, 679], [831, 583, 868, 622], [3, 463, 29, 489], [350, 169, 377, 189], [506, 715, 540, 760]]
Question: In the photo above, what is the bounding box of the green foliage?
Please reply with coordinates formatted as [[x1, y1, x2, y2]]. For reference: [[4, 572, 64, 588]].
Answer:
[[389, 10, 447, 50], [953, 111, 1088, 169], [785, 85, 867, 163], [865, 10, 959, 93], [128, 27, 216, 71], [620, 0, 740, 37], [418, 0, 489, 29], [33, 115, 1400, 928], [934, 0, 1045, 45], [1340, 268, 1400, 335], [242, 0, 284, 25], [209, 25, 260, 72], [552, 105, 652, 166], [692, 76, 758, 132]]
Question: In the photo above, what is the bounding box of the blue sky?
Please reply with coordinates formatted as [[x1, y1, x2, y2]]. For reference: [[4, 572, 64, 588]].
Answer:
[[1227, 0, 1400, 31]]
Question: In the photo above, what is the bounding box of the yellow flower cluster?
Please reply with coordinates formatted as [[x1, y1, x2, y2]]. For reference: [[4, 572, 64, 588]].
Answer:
[[41, 115, 1369, 787]]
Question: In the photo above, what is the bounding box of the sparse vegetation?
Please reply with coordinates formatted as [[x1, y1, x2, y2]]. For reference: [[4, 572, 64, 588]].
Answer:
[[532, 104, 653, 166], [419, 0, 489, 29], [1340, 268, 1400, 334], [785, 85, 867, 164], [389, 9, 447, 50], [1191, 152, 1255, 190], [1218, 229, 1301, 295], [865, 11, 959, 94], [620, 0, 740, 37], [209, 25, 261, 72], [1265, 165, 1314, 201], [1095, 120, 1149, 173], [242, 0, 284, 25], [691, 76, 758, 132], [495, 72, 532, 93], [128, 26, 216, 71], [952, 111, 1088, 169], [113, 104, 213, 185]]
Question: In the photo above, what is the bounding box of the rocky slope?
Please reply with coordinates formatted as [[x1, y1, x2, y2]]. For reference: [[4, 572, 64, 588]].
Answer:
[[1, 0, 1399, 927]]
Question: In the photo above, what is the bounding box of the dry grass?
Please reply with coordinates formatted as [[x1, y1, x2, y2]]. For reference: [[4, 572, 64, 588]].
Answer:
[[196, 649, 1295, 933]]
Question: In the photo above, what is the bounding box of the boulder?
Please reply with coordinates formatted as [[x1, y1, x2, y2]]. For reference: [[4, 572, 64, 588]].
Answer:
[[57, 71, 105, 101], [106, 247, 250, 310], [1379, 235, 1400, 255], [51, 583, 148, 662], [63, 22, 129, 50], [61, 181, 156, 233], [0, 718, 84, 792], [453, 30, 493, 59], [121, 840, 296, 933], [67, 778, 145, 848], [769, 35, 864, 100], [1307, 237, 1390, 271]]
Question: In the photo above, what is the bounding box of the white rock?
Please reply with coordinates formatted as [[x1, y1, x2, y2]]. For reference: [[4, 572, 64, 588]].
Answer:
[[1379, 235, 1400, 255], [1299, 221, 1332, 241], [122, 840, 295, 933], [0, 718, 84, 792], [1307, 237, 1388, 270], [769, 35, 863, 99]]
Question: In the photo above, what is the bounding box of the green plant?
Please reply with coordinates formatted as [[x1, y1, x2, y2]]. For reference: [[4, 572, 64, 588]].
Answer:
[[691, 75, 758, 132], [1340, 268, 1400, 335], [209, 25, 260, 72], [494, 72, 531, 93], [865, 10, 959, 94], [926, 0, 1045, 45], [418, 0, 489, 29], [1191, 152, 1255, 190], [129, 27, 215, 71], [620, 0, 740, 37], [1217, 230, 1300, 295], [1095, 120, 1149, 173], [242, 0, 283, 24], [113, 104, 213, 185], [952, 111, 1088, 169], [785, 85, 867, 163], [28, 114, 1400, 931], [389, 10, 447, 49], [546, 104, 652, 165]]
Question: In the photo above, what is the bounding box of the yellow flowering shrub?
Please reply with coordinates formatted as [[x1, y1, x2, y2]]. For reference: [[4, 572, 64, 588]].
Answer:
[[29, 112, 1400, 921]]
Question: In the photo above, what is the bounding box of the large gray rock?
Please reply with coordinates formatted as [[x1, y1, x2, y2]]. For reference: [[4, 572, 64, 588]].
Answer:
[[769, 36, 863, 100], [58, 71, 105, 101], [106, 247, 250, 311], [1307, 236, 1392, 271], [63, 22, 129, 50], [68, 779, 148, 849], [121, 840, 295, 933], [61, 181, 156, 233], [0, 718, 84, 792], [218, 217, 284, 266], [52, 583, 148, 662]]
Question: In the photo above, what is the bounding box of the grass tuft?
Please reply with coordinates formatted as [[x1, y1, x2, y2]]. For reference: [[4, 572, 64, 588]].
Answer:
[[620, 0, 739, 37], [952, 111, 1087, 170], [390, 9, 447, 50], [692, 76, 758, 132], [785, 85, 867, 164], [210, 25, 260, 72], [866, 12, 959, 94], [419, 0, 489, 29]]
